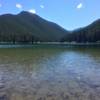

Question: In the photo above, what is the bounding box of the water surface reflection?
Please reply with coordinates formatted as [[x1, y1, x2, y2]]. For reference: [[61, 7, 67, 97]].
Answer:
[[0, 46, 100, 100]]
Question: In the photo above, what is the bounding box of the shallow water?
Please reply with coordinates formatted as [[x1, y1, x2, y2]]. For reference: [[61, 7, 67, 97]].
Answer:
[[0, 45, 100, 100]]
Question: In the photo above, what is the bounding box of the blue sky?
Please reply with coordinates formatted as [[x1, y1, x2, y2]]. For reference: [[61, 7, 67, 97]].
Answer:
[[0, 0, 100, 30]]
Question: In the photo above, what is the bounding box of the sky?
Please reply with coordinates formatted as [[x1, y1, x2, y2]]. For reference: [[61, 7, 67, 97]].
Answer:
[[0, 0, 100, 30]]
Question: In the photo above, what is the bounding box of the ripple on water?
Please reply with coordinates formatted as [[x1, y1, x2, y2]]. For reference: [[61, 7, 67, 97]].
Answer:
[[0, 47, 100, 100]]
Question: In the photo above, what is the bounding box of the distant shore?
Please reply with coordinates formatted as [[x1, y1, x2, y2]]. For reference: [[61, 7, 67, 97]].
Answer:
[[0, 42, 100, 45], [0, 42, 99, 48]]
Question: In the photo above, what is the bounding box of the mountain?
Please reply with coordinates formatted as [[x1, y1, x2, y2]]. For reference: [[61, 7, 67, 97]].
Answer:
[[0, 11, 67, 43], [61, 19, 100, 43], [0, 11, 100, 44]]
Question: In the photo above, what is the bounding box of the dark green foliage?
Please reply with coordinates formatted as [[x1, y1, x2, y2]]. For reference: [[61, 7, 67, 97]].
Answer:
[[61, 19, 100, 43], [0, 11, 67, 43], [0, 11, 100, 44]]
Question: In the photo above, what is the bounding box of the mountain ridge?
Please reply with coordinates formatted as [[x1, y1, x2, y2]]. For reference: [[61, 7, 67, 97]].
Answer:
[[0, 11, 68, 43], [0, 11, 100, 43], [62, 19, 100, 42]]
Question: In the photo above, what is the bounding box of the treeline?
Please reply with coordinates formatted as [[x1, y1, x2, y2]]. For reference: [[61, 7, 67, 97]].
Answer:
[[61, 19, 100, 43], [0, 33, 40, 44], [0, 11, 67, 43], [0, 11, 100, 44]]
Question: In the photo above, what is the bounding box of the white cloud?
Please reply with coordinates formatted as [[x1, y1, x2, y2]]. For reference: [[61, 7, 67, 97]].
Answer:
[[29, 9, 36, 14], [40, 5, 44, 8], [16, 3, 22, 9], [0, 4, 2, 7], [77, 3, 83, 9]]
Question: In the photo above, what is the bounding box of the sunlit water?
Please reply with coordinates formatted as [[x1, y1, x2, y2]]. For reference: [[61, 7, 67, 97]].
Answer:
[[0, 45, 100, 100]]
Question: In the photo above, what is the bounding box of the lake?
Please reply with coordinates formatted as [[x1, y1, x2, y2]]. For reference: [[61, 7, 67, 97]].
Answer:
[[0, 45, 100, 100]]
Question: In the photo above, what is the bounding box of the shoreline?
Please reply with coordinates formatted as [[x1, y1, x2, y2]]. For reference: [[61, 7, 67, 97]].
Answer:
[[0, 42, 99, 48], [0, 42, 100, 45]]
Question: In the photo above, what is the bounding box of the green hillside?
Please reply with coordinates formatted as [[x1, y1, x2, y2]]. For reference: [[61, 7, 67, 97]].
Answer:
[[61, 19, 100, 43], [0, 11, 67, 43]]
